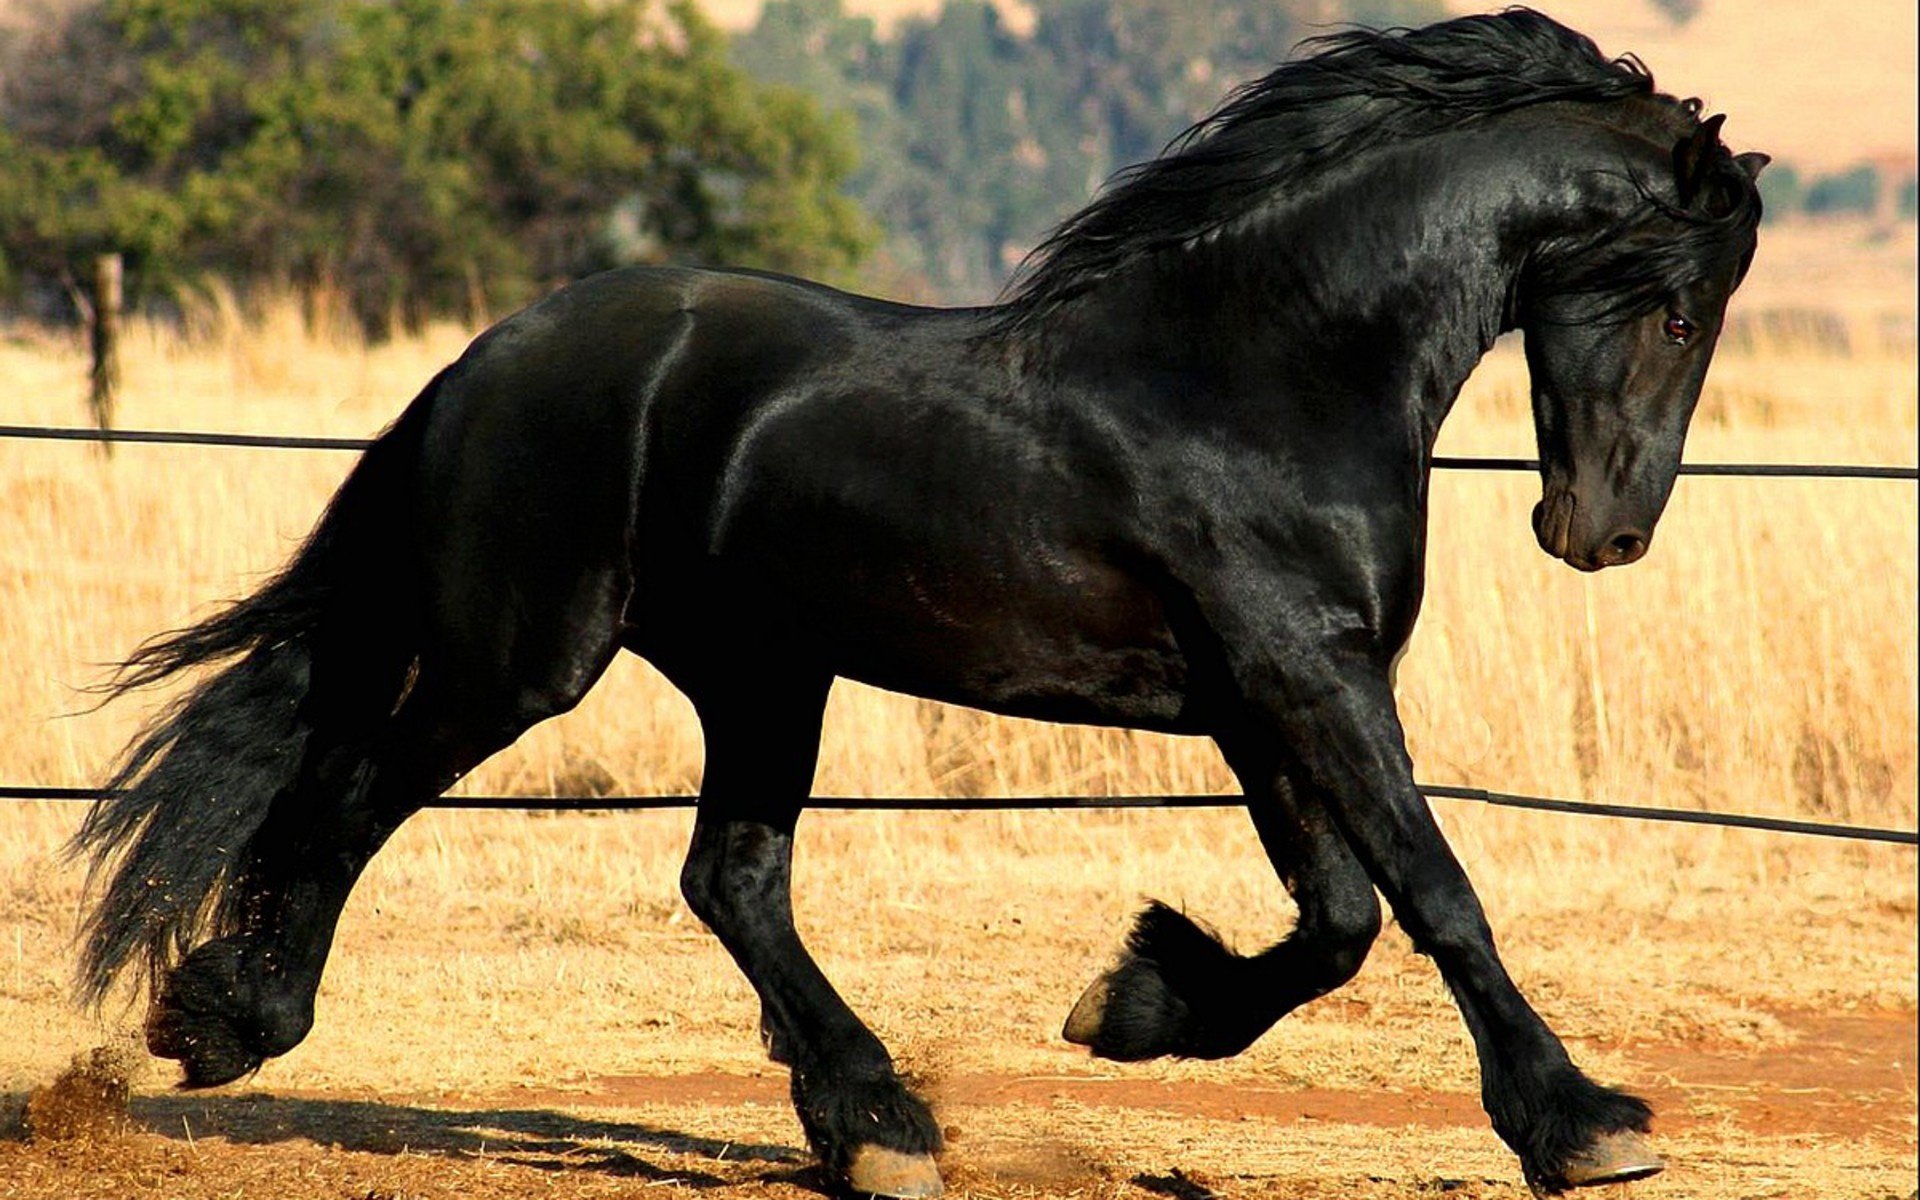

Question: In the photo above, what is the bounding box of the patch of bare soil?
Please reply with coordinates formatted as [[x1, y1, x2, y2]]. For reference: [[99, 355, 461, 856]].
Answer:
[[504, 1007, 1915, 1143]]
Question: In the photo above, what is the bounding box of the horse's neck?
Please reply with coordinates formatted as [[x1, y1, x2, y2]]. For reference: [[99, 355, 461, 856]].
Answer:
[[1230, 137, 1529, 443], [1027, 133, 1541, 457]]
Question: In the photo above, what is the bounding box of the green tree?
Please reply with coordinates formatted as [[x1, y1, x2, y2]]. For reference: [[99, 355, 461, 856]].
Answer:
[[0, 0, 872, 333]]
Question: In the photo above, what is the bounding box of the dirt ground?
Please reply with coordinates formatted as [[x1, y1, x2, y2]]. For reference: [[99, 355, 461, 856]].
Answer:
[[2, 788, 1916, 1200], [1, 1006, 1913, 1199]]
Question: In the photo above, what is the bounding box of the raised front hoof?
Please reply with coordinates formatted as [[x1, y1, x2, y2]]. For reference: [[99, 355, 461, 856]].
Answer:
[[845, 1146, 945, 1199], [1062, 962, 1174, 1060], [1062, 957, 1229, 1061], [1064, 901, 1264, 1062], [1528, 1131, 1664, 1195], [1061, 972, 1112, 1047]]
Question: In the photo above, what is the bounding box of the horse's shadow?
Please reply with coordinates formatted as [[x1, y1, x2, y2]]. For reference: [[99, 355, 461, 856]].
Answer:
[[121, 1090, 822, 1191]]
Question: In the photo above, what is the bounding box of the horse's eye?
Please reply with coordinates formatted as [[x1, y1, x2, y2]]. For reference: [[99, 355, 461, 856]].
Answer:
[[1663, 313, 1696, 344]]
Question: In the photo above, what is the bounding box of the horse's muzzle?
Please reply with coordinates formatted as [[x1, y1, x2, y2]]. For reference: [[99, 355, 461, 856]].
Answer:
[[1532, 491, 1651, 572]]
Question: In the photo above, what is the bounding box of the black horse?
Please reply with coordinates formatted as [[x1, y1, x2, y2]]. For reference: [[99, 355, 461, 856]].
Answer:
[[75, 11, 1765, 1197]]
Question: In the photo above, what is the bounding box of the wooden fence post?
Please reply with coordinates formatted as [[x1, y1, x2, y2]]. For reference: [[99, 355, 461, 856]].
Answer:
[[88, 252, 122, 442]]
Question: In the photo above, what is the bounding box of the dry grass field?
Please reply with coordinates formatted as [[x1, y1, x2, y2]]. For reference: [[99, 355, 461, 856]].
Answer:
[[0, 237, 1915, 1199]]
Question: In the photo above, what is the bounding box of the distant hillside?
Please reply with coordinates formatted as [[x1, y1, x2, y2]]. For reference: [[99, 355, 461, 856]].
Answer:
[[9, 0, 1911, 169], [734, 0, 1449, 302], [716, 0, 1914, 170], [733, 0, 1913, 303]]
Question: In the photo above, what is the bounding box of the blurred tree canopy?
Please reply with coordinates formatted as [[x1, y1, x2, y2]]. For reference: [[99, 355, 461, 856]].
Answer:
[[1802, 165, 1884, 217], [0, 0, 872, 334], [735, 0, 1447, 301]]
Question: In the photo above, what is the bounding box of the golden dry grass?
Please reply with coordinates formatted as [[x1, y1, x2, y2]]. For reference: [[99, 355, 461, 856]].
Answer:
[[0, 283, 1914, 1197]]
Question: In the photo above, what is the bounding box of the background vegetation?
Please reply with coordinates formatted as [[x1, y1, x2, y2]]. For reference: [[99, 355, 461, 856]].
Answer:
[[2, 0, 1912, 318], [734, 0, 1449, 298], [0, 0, 872, 334]]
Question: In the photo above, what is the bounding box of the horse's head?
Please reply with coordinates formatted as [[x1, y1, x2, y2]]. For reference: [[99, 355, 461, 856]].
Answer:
[[1519, 113, 1767, 571]]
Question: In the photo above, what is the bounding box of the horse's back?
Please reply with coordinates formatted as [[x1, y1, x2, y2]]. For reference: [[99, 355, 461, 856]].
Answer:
[[412, 264, 904, 547], [403, 264, 1190, 724]]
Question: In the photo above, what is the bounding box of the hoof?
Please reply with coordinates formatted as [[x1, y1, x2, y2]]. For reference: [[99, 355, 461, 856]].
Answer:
[[144, 1000, 262, 1089], [1562, 1130, 1664, 1188], [1062, 974, 1111, 1047], [142, 937, 311, 1089], [1532, 1130, 1664, 1195], [1061, 903, 1265, 1062], [846, 1145, 944, 1198]]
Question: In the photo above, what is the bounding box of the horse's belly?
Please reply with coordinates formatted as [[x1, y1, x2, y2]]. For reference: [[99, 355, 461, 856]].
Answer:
[[789, 554, 1196, 731], [849, 625, 1193, 731]]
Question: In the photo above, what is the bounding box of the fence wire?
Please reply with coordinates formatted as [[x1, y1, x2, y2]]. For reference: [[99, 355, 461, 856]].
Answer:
[[1, 419, 1915, 847], [3, 422, 1917, 479], [2, 783, 1914, 844]]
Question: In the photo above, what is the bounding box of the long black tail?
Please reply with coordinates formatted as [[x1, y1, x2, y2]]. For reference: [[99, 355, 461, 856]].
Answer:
[[71, 376, 443, 1007]]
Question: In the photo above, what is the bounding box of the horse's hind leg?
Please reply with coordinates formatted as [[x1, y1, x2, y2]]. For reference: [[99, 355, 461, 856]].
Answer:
[[143, 726, 414, 1086], [677, 678, 943, 1198], [148, 636, 620, 1087], [1064, 730, 1381, 1061]]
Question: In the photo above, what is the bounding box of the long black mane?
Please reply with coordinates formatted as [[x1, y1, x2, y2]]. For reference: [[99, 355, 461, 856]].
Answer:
[[996, 9, 1758, 331]]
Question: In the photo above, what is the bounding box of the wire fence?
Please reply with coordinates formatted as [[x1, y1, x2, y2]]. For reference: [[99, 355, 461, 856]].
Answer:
[[2, 420, 1916, 848], [4, 422, 1918, 479], [3, 782, 1914, 845]]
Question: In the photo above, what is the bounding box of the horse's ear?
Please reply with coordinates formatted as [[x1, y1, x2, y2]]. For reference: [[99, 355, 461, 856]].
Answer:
[[1733, 151, 1771, 181], [1673, 113, 1728, 206]]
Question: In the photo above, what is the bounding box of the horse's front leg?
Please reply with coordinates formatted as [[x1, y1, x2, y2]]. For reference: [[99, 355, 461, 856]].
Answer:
[[1235, 638, 1660, 1194], [1063, 728, 1382, 1060], [679, 679, 943, 1199]]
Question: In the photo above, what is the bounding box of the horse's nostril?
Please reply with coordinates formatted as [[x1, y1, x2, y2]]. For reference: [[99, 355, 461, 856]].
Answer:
[[1605, 531, 1648, 565]]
